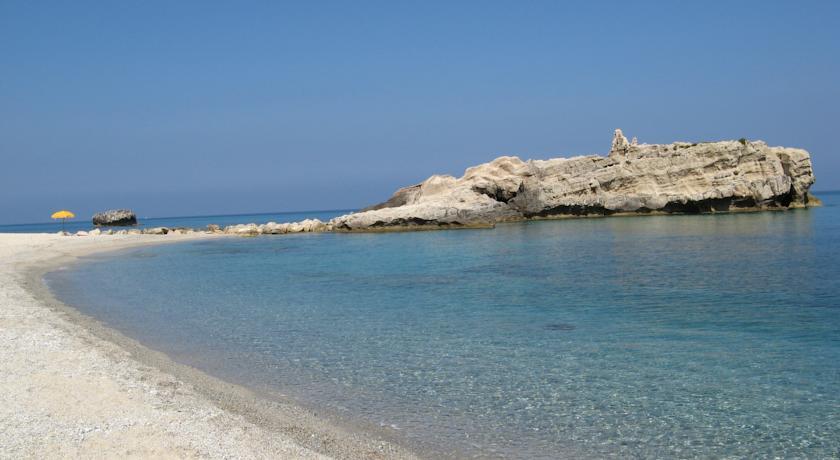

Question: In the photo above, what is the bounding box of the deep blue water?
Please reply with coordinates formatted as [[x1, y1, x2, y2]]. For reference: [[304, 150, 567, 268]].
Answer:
[[0, 209, 350, 234], [47, 195, 840, 458]]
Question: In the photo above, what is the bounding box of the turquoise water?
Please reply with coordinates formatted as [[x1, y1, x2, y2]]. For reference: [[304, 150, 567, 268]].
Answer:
[[47, 195, 840, 458], [0, 209, 350, 234]]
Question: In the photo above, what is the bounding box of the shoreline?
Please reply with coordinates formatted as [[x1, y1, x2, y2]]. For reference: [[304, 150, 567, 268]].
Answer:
[[1, 233, 418, 459]]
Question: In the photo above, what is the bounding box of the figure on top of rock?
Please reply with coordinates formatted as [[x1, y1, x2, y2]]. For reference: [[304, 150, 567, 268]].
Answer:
[[609, 129, 630, 157]]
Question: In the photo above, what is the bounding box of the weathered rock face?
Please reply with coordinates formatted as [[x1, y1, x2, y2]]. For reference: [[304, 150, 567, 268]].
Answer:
[[331, 131, 817, 231], [92, 209, 137, 226]]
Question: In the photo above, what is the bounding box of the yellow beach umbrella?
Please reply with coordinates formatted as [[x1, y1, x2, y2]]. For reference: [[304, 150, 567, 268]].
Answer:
[[51, 210, 75, 232]]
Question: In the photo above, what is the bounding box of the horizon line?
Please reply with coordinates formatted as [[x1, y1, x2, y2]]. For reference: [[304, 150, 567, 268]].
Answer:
[[3, 188, 839, 227], [0, 208, 359, 228]]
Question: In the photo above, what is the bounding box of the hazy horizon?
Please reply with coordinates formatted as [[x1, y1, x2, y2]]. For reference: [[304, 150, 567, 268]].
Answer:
[[3, 1, 839, 225]]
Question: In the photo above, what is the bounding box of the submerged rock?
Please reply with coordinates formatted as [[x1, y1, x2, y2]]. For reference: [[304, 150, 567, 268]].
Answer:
[[330, 130, 818, 231], [92, 209, 137, 227]]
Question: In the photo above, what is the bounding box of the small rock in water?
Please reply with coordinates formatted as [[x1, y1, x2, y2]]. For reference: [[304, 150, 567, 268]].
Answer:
[[92, 209, 138, 226], [544, 323, 575, 331]]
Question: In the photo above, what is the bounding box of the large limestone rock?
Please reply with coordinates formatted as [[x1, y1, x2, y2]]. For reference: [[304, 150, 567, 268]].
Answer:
[[331, 131, 817, 231], [92, 209, 137, 226]]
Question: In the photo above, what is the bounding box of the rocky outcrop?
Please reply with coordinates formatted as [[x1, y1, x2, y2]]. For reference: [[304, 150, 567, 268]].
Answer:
[[92, 209, 137, 227], [330, 131, 818, 231], [609, 129, 631, 156]]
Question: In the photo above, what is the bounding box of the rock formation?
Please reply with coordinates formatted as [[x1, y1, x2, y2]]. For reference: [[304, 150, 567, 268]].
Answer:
[[59, 131, 818, 238], [92, 209, 137, 226], [222, 219, 328, 236], [330, 131, 818, 231], [609, 129, 631, 157]]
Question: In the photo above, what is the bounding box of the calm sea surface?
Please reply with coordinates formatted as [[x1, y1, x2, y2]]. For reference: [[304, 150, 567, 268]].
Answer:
[[47, 194, 840, 458]]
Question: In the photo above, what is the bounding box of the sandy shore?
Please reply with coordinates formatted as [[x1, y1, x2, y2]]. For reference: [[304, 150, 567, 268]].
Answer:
[[0, 233, 416, 459]]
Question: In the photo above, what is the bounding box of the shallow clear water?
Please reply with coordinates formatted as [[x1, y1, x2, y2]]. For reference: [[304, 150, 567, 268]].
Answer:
[[0, 209, 349, 234], [48, 195, 840, 458]]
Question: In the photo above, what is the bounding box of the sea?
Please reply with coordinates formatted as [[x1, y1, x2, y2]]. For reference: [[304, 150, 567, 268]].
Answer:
[[41, 193, 840, 458], [0, 210, 350, 234]]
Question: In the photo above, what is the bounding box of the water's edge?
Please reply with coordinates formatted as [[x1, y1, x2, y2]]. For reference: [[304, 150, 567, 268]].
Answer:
[[27, 202, 840, 458], [25, 240, 429, 460]]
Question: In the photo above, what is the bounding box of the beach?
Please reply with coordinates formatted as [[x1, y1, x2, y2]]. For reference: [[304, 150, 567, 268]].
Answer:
[[0, 233, 414, 459]]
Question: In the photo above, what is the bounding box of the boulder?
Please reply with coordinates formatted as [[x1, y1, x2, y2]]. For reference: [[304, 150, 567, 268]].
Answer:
[[224, 223, 260, 236], [261, 222, 289, 234], [298, 219, 326, 232], [92, 209, 137, 227], [221, 219, 329, 236]]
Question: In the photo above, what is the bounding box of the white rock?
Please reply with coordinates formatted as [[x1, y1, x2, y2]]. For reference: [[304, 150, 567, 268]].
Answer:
[[609, 128, 630, 156], [143, 227, 169, 235], [330, 131, 817, 231], [224, 223, 259, 236]]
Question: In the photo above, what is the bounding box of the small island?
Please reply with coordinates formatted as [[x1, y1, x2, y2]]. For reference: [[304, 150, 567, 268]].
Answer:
[[330, 129, 818, 231], [67, 130, 819, 238]]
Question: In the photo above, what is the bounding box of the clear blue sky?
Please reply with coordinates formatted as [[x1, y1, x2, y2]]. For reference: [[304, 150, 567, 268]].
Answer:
[[1, 1, 838, 224]]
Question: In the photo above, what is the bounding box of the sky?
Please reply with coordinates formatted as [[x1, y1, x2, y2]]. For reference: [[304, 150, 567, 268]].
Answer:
[[1, 1, 838, 224]]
